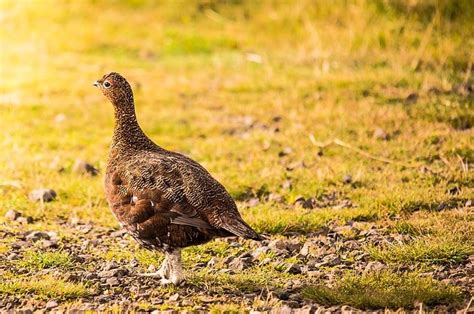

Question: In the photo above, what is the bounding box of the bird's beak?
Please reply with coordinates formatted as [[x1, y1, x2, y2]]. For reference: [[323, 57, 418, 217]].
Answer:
[[93, 81, 100, 87]]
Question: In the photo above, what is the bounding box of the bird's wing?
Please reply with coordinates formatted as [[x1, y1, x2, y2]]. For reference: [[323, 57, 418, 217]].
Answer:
[[109, 157, 214, 231], [111, 153, 259, 239]]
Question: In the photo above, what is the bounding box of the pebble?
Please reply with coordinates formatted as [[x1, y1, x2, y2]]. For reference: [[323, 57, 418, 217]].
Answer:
[[45, 300, 58, 310], [285, 263, 302, 274], [16, 216, 33, 224], [28, 189, 57, 202], [342, 174, 352, 184], [106, 277, 120, 286], [168, 293, 180, 302], [5, 209, 20, 221], [373, 128, 389, 140], [26, 231, 50, 242], [73, 159, 99, 176], [228, 257, 252, 270]]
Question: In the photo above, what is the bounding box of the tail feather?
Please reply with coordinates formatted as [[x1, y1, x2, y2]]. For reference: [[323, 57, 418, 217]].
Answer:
[[220, 216, 261, 240]]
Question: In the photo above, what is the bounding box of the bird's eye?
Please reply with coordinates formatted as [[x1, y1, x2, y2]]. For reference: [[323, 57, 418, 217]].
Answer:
[[103, 81, 111, 88]]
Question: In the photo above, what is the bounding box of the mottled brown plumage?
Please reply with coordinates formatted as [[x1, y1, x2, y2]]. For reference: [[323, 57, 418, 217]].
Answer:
[[94, 72, 260, 284]]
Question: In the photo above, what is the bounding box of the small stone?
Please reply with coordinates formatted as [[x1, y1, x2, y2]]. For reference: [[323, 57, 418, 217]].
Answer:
[[45, 300, 58, 310], [268, 193, 283, 203], [293, 196, 306, 206], [207, 257, 219, 267], [302, 198, 314, 209], [342, 174, 352, 184], [373, 128, 389, 140], [26, 231, 50, 242], [106, 277, 119, 286], [285, 263, 302, 274], [29, 189, 57, 202], [168, 293, 179, 301], [16, 216, 33, 224], [41, 240, 58, 249], [246, 197, 260, 207], [5, 209, 20, 221], [252, 246, 270, 258], [281, 180, 292, 190], [278, 147, 293, 157], [228, 257, 252, 270], [364, 261, 387, 272], [103, 261, 119, 271], [405, 92, 418, 104], [73, 159, 99, 176]]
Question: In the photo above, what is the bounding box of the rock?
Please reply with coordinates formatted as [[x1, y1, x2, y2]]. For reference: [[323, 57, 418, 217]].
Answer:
[[281, 180, 292, 190], [302, 198, 314, 209], [45, 300, 58, 310], [373, 128, 389, 140], [228, 257, 252, 271], [73, 159, 99, 176], [41, 240, 58, 249], [269, 239, 289, 251], [103, 261, 119, 271], [168, 293, 179, 302], [106, 277, 120, 286], [405, 92, 418, 104], [364, 261, 386, 272], [342, 174, 352, 184], [222, 256, 235, 265], [278, 147, 293, 157], [17, 216, 33, 224], [246, 197, 260, 207], [295, 305, 320, 314], [285, 263, 302, 274], [294, 196, 306, 206], [300, 241, 318, 257], [29, 189, 57, 202], [207, 257, 219, 267], [252, 246, 270, 258], [5, 209, 20, 221], [26, 231, 50, 242]]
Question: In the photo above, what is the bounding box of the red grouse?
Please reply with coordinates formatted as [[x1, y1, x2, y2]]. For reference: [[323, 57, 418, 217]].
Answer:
[[94, 72, 260, 285]]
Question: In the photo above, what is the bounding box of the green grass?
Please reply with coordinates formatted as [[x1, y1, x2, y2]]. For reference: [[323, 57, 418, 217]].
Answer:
[[0, 275, 90, 300], [367, 236, 473, 265], [18, 251, 74, 270], [302, 270, 462, 309]]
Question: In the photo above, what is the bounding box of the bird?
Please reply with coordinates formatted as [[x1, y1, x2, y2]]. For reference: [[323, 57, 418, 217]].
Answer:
[[94, 72, 260, 285]]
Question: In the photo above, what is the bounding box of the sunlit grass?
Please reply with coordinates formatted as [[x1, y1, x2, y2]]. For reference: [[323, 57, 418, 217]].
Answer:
[[302, 270, 462, 309], [18, 251, 74, 270], [366, 236, 473, 265], [0, 274, 91, 300]]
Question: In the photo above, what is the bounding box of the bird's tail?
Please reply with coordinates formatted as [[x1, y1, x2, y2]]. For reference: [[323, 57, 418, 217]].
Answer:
[[221, 216, 262, 240]]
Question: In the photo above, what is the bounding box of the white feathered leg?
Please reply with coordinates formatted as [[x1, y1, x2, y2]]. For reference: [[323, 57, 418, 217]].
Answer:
[[139, 254, 170, 278], [159, 249, 184, 285]]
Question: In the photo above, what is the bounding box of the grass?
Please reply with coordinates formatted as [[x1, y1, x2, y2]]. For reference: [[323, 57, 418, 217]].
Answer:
[[302, 270, 462, 310], [367, 236, 473, 265], [0, 274, 90, 300], [0, 0, 473, 310], [18, 250, 74, 269]]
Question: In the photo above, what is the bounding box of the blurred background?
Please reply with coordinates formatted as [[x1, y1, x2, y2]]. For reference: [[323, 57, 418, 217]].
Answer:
[[0, 0, 473, 310]]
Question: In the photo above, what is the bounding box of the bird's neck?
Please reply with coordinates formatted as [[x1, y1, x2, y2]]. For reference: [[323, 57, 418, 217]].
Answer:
[[111, 99, 154, 151]]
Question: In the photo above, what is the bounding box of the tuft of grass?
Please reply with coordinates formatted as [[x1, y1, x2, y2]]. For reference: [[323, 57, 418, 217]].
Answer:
[[18, 251, 74, 269], [0, 274, 90, 300], [302, 270, 462, 310], [366, 236, 473, 265]]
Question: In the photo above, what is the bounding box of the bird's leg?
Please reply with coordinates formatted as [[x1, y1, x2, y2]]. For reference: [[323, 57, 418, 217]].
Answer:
[[138, 254, 170, 278], [159, 249, 184, 286]]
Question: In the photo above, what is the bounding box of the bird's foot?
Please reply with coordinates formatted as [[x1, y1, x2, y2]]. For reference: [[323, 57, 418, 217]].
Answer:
[[138, 271, 163, 278], [159, 275, 184, 286]]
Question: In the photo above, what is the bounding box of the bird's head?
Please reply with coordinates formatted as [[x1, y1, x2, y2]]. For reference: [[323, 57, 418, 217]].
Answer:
[[94, 72, 134, 108]]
